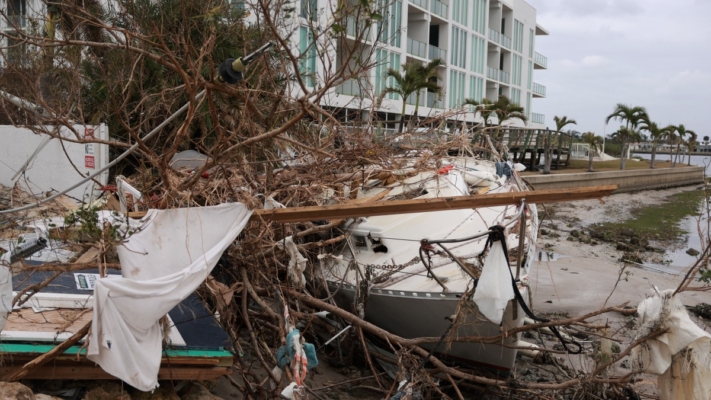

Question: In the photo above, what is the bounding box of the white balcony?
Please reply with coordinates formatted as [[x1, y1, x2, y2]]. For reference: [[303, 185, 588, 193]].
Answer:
[[428, 45, 446, 62], [531, 112, 545, 125], [534, 52, 547, 69], [429, 0, 447, 18], [533, 82, 546, 97], [407, 37, 427, 58], [487, 28, 511, 50], [487, 66, 510, 84]]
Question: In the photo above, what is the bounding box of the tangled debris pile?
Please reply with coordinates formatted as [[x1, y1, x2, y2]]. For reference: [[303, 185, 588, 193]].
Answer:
[[0, 1, 710, 399]]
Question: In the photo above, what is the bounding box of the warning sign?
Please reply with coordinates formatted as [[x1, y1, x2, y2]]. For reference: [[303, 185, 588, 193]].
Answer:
[[85, 143, 94, 155], [84, 128, 95, 139], [85, 155, 95, 169]]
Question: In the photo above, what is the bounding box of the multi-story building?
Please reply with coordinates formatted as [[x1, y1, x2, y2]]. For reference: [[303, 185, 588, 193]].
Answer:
[[2, 0, 548, 129], [289, 0, 549, 130]]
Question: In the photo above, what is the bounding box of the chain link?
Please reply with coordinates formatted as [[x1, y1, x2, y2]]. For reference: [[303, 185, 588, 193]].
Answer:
[[362, 256, 422, 272]]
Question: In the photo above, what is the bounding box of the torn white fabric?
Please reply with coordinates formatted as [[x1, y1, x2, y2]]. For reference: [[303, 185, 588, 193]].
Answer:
[[277, 236, 307, 289], [87, 203, 252, 391], [0, 251, 11, 331], [472, 241, 514, 324], [631, 289, 711, 400]]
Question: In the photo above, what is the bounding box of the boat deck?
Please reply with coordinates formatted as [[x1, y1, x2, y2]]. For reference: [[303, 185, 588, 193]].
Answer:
[[1, 268, 233, 381]]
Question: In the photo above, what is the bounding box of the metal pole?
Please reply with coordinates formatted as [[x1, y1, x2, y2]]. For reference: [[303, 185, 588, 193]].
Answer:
[[515, 201, 527, 280]]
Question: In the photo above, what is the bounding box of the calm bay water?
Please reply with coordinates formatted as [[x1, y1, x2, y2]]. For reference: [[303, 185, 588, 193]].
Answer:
[[632, 152, 709, 273], [633, 152, 711, 175]]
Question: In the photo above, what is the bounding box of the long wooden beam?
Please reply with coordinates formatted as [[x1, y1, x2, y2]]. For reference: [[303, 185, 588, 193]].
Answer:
[[251, 185, 617, 223]]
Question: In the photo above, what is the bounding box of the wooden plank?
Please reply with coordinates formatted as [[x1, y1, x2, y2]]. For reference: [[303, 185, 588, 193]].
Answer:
[[124, 186, 617, 224], [252, 186, 617, 223]]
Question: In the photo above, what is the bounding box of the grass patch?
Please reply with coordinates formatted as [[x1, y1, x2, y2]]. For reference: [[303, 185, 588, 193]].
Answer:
[[596, 189, 706, 242]]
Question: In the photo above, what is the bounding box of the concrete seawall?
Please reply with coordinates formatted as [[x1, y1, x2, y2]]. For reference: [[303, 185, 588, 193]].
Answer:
[[523, 166, 705, 193]]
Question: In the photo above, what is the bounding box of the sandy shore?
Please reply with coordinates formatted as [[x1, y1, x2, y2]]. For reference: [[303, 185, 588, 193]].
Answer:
[[531, 185, 711, 317]]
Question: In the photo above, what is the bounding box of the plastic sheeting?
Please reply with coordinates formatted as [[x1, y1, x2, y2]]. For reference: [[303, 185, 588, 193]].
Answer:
[[472, 241, 514, 324], [631, 289, 711, 400], [87, 203, 252, 391], [0, 251, 11, 331]]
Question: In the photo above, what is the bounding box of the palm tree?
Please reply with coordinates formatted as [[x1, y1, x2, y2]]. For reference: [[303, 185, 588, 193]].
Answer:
[[671, 124, 695, 167], [609, 127, 640, 170], [543, 116, 576, 174], [463, 98, 496, 127], [687, 131, 698, 165], [493, 95, 527, 141], [605, 104, 648, 169], [380, 58, 443, 133], [639, 117, 672, 169], [581, 132, 603, 172]]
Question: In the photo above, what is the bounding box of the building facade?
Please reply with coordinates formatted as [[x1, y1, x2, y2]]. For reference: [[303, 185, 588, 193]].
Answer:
[[288, 0, 549, 129], [2, 0, 549, 129]]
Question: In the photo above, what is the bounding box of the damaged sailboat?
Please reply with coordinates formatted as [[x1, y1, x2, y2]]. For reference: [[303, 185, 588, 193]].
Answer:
[[323, 157, 579, 373]]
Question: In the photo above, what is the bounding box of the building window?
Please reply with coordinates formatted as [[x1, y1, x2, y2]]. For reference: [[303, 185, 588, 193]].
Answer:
[[301, 0, 317, 21], [468, 75, 483, 103], [452, 0, 468, 26], [387, 52, 401, 99], [528, 28, 534, 58], [511, 88, 521, 106], [513, 19, 524, 53], [299, 26, 317, 87], [6, 32, 27, 66], [512, 54, 522, 86], [377, 0, 402, 47], [450, 27, 467, 69], [469, 35, 485, 74], [527, 60, 533, 90], [526, 92, 532, 118], [471, 0, 486, 35], [7, 0, 26, 28], [448, 70, 465, 108]]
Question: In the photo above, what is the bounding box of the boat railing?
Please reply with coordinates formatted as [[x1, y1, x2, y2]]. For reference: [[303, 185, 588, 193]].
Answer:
[[420, 199, 528, 279]]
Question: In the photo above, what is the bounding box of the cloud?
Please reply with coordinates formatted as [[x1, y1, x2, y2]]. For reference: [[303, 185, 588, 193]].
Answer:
[[580, 56, 609, 67], [527, 0, 711, 134], [540, 0, 644, 17]]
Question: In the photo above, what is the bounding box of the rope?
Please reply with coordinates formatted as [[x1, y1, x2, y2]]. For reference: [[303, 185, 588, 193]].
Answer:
[[481, 225, 582, 354]]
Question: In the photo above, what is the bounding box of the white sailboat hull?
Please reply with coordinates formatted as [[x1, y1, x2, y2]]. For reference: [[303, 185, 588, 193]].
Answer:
[[330, 282, 527, 373]]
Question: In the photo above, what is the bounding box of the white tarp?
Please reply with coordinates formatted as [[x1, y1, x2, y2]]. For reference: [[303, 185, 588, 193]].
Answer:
[[0, 251, 12, 331], [472, 241, 514, 324], [631, 289, 711, 400], [87, 203, 252, 391]]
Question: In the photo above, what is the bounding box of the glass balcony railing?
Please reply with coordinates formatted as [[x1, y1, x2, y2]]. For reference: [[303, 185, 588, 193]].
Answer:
[[428, 45, 446, 62], [407, 37, 427, 58], [487, 66, 509, 84], [337, 79, 366, 96], [533, 82, 546, 97], [410, 0, 427, 9], [405, 90, 443, 109], [426, 92, 443, 109], [346, 16, 371, 40], [488, 28, 500, 44], [487, 28, 511, 49], [534, 52, 548, 68], [429, 0, 447, 18], [487, 66, 498, 80], [500, 33, 511, 49], [532, 112, 545, 125]]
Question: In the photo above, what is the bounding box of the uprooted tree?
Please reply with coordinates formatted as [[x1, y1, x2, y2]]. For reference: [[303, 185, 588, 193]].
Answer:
[[1, 0, 710, 399]]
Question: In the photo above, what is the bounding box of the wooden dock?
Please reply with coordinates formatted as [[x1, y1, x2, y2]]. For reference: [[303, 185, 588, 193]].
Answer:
[[472, 128, 574, 170]]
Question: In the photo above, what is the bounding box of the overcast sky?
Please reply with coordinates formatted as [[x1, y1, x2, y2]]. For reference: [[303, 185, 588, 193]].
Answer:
[[528, 0, 711, 138]]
